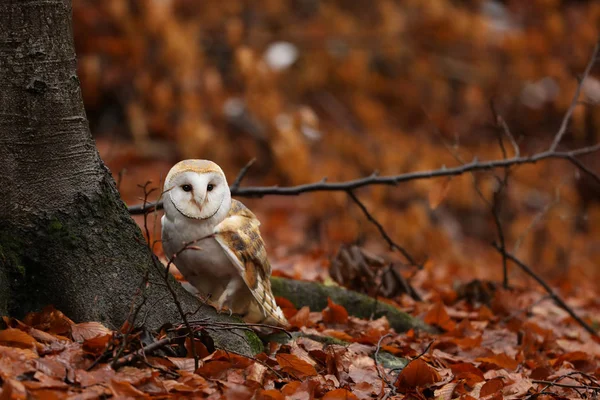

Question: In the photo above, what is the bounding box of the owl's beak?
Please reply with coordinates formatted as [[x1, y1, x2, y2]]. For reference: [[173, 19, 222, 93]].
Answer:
[[192, 197, 203, 212]]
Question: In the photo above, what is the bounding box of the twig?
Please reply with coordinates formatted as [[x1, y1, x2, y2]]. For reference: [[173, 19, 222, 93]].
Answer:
[[346, 190, 417, 266], [127, 144, 600, 214], [373, 334, 395, 400], [527, 371, 600, 399], [532, 380, 600, 390], [113, 335, 185, 368], [390, 340, 434, 376], [549, 39, 600, 151], [566, 155, 600, 185], [492, 244, 598, 338], [230, 158, 256, 191]]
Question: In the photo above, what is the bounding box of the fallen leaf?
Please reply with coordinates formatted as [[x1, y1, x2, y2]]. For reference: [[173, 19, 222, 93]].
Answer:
[[82, 334, 111, 354], [276, 353, 318, 379], [71, 322, 111, 342], [290, 306, 311, 328], [480, 378, 504, 397], [255, 389, 285, 400], [322, 298, 349, 324], [424, 302, 456, 331], [0, 379, 27, 400], [476, 353, 519, 371], [323, 388, 359, 400], [395, 359, 441, 389], [0, 329, 38, 350], [109, 379, 149, 398]]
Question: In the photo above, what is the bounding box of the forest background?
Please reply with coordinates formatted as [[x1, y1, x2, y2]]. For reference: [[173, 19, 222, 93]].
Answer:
[[79, 0, 600, 293]]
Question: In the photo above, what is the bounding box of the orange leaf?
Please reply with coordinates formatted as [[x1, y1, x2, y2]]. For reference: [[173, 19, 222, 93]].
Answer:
[[82, 334, 111, 354], [322, 298, 348, 324], [256, 389, 286, 400], [323, 388, 359, 400], [289, 306, 311, 328], [275, 297, 297, 319], [0, 328, 38, 350], [23, 306, 73, 335], [476, 353, 519, 370], [423, 302, 456, 331], [276, 353, 318, 379], [71, 322, 111, 342], [395, 359, 441, 389], [480, 378, 504, 397], [108, 379, 147, 398]]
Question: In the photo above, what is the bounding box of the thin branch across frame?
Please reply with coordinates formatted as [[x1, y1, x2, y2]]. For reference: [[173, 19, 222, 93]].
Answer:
[[128, 144, 600, 215]]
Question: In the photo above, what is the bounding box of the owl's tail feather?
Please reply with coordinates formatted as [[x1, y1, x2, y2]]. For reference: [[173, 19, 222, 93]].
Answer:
[[244, 292, 289, 328]]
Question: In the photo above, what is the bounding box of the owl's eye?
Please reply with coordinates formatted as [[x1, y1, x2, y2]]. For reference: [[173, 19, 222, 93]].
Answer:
[[181, 184, 193, 192], [207, 184, 214, 192]]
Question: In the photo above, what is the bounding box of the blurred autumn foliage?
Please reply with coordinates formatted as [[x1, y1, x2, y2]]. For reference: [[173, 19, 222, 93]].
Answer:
[[73, 0, 600, 292]]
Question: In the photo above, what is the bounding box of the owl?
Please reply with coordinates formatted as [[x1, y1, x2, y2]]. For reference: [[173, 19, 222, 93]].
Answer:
[[161, 159, 288, 327]]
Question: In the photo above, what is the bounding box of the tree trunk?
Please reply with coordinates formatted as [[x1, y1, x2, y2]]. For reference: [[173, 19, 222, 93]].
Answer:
[[0, 0, 260, 355]]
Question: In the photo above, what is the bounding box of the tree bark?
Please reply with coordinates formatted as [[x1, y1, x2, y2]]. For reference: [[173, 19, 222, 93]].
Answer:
[[0, 0, 260, 355]]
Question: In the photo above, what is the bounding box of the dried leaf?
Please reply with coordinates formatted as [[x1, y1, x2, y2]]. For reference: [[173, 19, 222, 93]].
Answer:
[[108, 379, 149, 398], [423, 302, 456, 331], [255, 389, 286, 400], [71, 322, 111, 342], [276, 353, 318, 379], [322, 298, 349, 324], [323, 388, 359, 400], [395, 359, 441, 389], [0, 329, 38, 350], [476, 353, 519, 371], [480, 378, 504, 397]]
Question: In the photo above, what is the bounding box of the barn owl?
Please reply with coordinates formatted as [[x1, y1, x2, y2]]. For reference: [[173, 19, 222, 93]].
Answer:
[[161, 159, 288, 327]]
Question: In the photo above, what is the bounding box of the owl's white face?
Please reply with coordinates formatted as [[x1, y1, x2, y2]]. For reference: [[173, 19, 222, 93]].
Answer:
[[163, 160, 231, 221]]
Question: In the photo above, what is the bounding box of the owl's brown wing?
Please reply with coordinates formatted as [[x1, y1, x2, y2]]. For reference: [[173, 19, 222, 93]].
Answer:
[[213, 200, 288, 326]]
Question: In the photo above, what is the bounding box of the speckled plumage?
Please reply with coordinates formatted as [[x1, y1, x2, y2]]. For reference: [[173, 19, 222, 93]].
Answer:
[[161, 160, 288, 327]]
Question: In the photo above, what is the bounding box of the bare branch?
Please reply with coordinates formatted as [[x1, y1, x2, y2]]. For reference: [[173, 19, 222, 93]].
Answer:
[[346, 190, 417, 266], [230, 158, 256, 191], [127, 144, 600, 215], [492, 243, 598, 338], [549, 40, 600, 151]]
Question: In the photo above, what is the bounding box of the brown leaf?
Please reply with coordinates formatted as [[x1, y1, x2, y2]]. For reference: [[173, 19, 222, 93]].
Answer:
[[476, 353, 519, 371], [71, 322, 111, 342], [166, 357, 197, 373], [276, 296, 297, 319], [0, 329, 38, 350], [162, 380, 196, 393], [108, 379, 149, 398], [480, 378, 504, 397], [82, 334, 111, 354], [23, 307, 73, 336], [322, 298, 349, 324], [0, 379, 27, 400], [289, 306, 311, 328], [323, 388, 359, 400], [195, 360, 233, 379], [276, 353, 318, 379], [75, 365, 116, 387], [423, 302, 455, 331], [395, 359, 441, 389], [256, 389, 286, 400], [449, 363, 485, 385], [246, 362, 267, 385]]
